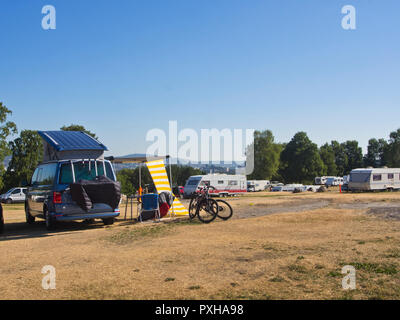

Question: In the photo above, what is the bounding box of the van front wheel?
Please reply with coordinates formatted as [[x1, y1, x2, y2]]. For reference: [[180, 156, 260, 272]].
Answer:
[[103, 218, 114, 225], [25, 205, 35, 224]]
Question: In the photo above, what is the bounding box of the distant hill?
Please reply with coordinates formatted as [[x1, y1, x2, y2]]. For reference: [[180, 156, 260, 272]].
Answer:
[[112, 154, 245, 174]]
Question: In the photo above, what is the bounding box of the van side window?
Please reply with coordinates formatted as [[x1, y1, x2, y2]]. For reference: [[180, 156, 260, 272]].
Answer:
[[388, 173, 394, 179], [12, 189, 20, 194], [229, 181, 238, 186], [373, 174, 382, 181], [40, 163, 58, 185], [218, 180, 224, 184], [32, 167, 43, 185], [59, 163, 73, 184]]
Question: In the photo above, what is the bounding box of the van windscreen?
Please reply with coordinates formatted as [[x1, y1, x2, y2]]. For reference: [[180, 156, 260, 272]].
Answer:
[[59, 161, 115, 184]]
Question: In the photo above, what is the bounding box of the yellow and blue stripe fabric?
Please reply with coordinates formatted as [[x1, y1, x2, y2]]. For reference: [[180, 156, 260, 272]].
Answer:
[[145, 159, 188, 216]]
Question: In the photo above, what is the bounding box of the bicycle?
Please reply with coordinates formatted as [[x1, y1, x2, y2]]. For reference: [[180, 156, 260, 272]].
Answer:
[[188, 185, 219, 223]]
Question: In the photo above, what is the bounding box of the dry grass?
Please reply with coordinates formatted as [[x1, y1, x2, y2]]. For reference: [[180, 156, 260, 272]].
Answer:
[[0, 191, 399, 300]]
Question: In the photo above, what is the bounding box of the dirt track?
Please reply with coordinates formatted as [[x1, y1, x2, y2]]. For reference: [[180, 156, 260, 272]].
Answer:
[[1, 191, 400, 300]]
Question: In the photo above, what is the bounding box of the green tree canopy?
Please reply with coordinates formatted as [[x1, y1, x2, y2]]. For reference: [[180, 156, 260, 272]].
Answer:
[[0, 102, 18, 190], [3, 130, 43, 191], [319, 143, 337, 176], [279, 132, 325, 184], [331, 140, 348, 176], [384, 128, 400, 167], [343, 140, 363, 174], [61, 124, 98, 139], [246, 130, 283, 180], [364, 138, 388, 168]]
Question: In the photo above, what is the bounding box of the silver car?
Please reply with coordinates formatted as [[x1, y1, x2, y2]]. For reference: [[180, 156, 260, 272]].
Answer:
[[1, 187, 27, 204]]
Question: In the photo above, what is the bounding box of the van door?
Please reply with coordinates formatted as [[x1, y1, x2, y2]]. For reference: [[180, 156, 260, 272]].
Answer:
[[28, 167, 43, 214], [15, 188, 25, 202]]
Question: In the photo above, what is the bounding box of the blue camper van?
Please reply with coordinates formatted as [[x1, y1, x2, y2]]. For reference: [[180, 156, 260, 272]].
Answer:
[[25, 131, 121, 230]]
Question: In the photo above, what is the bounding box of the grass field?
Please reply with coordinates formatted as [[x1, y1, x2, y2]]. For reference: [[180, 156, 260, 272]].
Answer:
[[0, 190, 399, 300]]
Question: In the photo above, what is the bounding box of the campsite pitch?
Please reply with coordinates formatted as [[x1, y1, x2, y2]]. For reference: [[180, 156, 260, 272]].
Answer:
[[0, 191, 399, 300]]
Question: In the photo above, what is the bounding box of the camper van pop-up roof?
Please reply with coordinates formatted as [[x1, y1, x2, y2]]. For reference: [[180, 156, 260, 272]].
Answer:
[[38, 131, 108, 161]]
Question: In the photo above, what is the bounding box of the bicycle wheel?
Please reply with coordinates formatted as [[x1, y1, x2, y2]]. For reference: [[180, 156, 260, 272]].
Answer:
[[188, 197, 197, 220], [215, 199, 233, 220], [196, 198, 218, 223]]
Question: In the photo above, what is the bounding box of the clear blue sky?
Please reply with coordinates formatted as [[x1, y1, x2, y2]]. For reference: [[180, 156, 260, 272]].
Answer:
[[0, 0, 399, 157]]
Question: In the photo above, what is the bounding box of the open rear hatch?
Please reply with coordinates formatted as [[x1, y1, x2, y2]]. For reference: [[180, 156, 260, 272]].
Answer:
[[70, 176, 121, 212]]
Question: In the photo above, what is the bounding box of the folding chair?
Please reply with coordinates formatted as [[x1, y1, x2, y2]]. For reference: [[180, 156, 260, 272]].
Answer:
[[139, 193, 161, 222]]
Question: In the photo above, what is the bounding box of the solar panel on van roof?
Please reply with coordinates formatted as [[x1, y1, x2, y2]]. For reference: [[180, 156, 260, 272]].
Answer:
[[38, 131, 108, 152]]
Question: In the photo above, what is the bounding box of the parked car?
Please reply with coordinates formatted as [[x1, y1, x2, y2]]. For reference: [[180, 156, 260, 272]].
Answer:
[[271, 184, 304, 192], [172, 185, 184, 198], [1, 187, 27, 204]]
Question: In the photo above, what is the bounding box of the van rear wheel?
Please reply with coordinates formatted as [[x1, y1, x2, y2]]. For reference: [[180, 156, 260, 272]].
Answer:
[[103, 218, 114, 225], [44, 208, 56, 230]]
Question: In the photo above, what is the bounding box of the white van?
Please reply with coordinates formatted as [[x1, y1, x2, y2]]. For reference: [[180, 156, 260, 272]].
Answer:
[[315, 176, 336, 185], [184, 174, 247, 197], [247, 180, 270, 192], [325, 177, 344, 186], [1, 187, 27, 204]]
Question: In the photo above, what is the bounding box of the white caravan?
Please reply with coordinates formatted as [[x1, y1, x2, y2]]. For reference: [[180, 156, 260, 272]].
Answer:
[[348, 168, 400, 191], [247, 180, 270, 192], [184, 174, 247, 197]]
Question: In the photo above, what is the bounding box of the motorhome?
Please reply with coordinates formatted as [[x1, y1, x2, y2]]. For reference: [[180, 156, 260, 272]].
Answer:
[[315, 176, 336, 185], [247, 180, 270, 192], [325, 177, 344, 186], [348, 168, 400, 191], [184, 174, 247, 197]]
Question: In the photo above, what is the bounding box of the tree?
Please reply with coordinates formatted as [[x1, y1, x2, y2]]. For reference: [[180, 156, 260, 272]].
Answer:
[[0, 102, 18, 190], [3, 130, 43, 191], [166, 165, 204, 186], [61, 124, 97, 139], [279, 132, 325, 184], [343, 140, 363, 173], [384, 128, 400, 167], [319, 143, 337, 176], [116, 165, 204, 196], [331, 140, 348, 176], [246, 130, 283, 180], [116, 169, 136, 196], [364, 138, 388, 167]]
